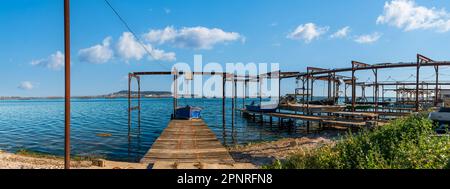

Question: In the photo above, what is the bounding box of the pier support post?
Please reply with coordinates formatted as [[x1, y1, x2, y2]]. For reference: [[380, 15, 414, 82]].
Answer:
[[137, 76, 141, 128], [373, 69, 378, 113], [232, 76, 235, 128], [128, 73, 131, 133], [416, 55, 420, 112], [435, 65, 439, 106], [222, 73, 226, 130], [173, 71, 178, 117], [351, 61, 356, 112]]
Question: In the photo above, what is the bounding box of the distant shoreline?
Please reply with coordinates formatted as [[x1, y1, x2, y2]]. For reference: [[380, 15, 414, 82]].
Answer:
[[0, 96, 173, 100], [0, 90, 173, 100]]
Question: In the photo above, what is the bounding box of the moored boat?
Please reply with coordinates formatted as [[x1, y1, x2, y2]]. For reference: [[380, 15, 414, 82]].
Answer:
[[175, 106, 202, 120], [245, 102, 278, 113]]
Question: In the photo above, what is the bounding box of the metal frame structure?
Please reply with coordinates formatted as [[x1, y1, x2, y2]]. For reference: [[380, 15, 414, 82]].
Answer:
[[294, 54, 450, 113], [127, 71, 289, 132]]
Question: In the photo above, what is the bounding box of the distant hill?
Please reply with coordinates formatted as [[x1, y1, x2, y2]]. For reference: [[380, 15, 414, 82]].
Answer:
[[105, 90, 172, 98], [0, 90, 172, 100]]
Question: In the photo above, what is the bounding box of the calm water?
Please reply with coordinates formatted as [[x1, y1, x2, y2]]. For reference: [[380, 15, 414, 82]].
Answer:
[[0, 98, 304, 162]]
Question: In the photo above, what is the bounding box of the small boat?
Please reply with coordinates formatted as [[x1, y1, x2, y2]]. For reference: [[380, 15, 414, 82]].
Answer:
[[175, 106, 202, 120], [245, 102, 278, 113]]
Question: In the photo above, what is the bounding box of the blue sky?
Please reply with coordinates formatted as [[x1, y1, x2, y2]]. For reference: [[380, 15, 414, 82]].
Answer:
[[1, 0, 450, 97]]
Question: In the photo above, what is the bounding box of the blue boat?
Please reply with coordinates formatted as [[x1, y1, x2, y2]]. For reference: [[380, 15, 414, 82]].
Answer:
[[245, 102, 278, 113], [175, 106, 202, 120]]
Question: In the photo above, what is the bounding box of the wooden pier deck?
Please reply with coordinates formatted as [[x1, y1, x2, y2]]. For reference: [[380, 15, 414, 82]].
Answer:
[[140, 119, 235, 166], [238, 109, 369, 128]]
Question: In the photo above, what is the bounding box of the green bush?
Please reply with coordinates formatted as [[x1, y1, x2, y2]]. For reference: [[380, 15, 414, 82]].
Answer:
[[267, 114, 450, 169]]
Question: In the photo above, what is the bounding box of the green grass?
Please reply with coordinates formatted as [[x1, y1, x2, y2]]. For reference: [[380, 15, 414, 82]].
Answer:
[[265, 114, 450, 169]]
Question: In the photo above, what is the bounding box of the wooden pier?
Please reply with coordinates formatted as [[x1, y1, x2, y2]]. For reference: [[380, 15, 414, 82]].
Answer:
[[141, 119, 235, 166], [238, 109, 372, 128]]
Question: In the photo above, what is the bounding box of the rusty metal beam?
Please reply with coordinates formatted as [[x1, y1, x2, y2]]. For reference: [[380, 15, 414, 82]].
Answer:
[[64, 0, 71, 169], [296, 60, 450, 77]]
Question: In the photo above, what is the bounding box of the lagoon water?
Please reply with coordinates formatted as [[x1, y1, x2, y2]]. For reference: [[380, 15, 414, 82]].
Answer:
[[0, 98, 304, 162]]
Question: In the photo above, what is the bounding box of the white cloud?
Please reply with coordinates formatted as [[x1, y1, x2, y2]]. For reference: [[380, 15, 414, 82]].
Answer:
[[143, 26, 242, 49], [164, 8, 171, 14], [354, 32, 382, 44], [117, 32, 176, 62], [330, 26, 351, 38], [31, 51, 65, 70], [78, 37, 114, 64], [18, 81, 34, 90], [148, 48, 176, 61], [287, 23, 329, 43], [377, 0, 450, 32]]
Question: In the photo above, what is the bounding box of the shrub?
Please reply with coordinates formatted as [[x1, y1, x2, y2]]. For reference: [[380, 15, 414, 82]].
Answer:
[[267, 114, 450, 169]]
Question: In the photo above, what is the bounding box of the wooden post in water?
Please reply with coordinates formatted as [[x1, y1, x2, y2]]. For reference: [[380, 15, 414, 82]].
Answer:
[[64, 0, 71, 169]]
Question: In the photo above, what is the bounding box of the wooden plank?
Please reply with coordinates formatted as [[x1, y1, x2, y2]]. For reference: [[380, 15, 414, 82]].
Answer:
[[140, 119, 234, 165], [322, 120, 366, 127], [332, 111, 379, 118]]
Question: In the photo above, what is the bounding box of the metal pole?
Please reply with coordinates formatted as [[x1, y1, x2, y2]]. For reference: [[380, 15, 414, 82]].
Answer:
[[351, 62, 356, 112], [232, 76, 235, 127], [173, 70, 178, 117], [435, 66, 439, 106], [137, 76, 141, 128], [328, 73, 331, 98], [64, 0, 71, 169], [416, 56, 420, 112], [128, 73, 131, 134], [222, 73, 226, 129], [243, 80, 246, 108], [278, 70, 281, 105], [374, 69, 378, 113], [344, 83, 347, 102], [306, 73, 310, 112]]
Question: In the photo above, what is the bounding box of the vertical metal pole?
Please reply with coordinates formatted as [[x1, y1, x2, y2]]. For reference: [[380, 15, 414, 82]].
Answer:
[[222, 73, 226, 129], [335, 76, 340, 104], [128, 73, 131, 133], [351, 62, 356, 112], [258, 76, 263, 122], [416, 56, 420, 112], [232, 76, 235, 127], [435, 66, 439, 106], [306, 72, 310, 113], [278, 71, 281, 105], [311, 79, 315, 101], [64, 0, 71, 169], [173, 71, 178, 117], [374, 69, 378, 113], [344, 83, 347, 103], [243, 79, 246, 108], [234, 76, 237, 110], [396, 83, 399, 103], [302, 77, 306, 103], [327, 73, 331, 99], [137, 76, 141, 128]]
